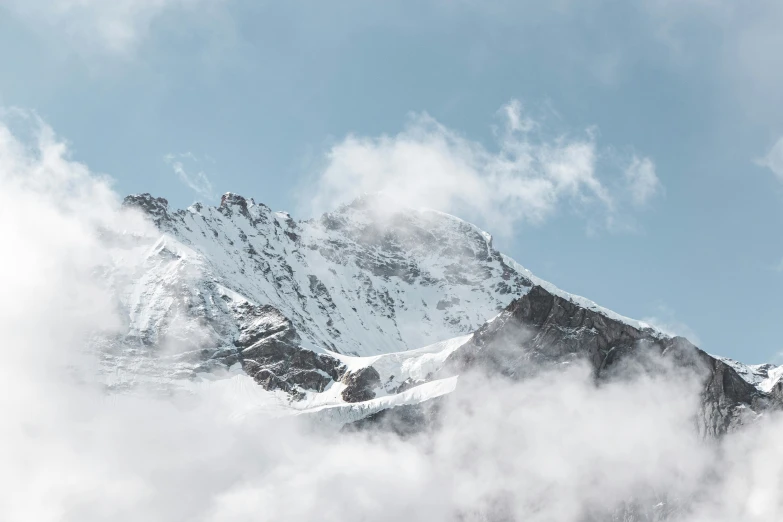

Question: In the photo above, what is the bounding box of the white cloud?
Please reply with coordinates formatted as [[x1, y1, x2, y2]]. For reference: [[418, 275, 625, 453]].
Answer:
[[1, 111, 783, 521], [625, 155, 663, 207], [501, 98, 536, 133], [758, 137, 783, 181], [305, 100, 658, 235], [452, 2, 783, 121], [165, 152, 216, 200], [1, 0, 226, 55], [643, 304, 702, 347], [644, 0, 783, 120]]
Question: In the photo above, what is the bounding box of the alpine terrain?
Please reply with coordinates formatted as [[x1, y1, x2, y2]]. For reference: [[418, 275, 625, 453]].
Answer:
[[101, 191, 783, 438]]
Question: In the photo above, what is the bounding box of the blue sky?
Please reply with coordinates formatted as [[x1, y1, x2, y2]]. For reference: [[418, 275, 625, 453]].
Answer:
[[2, 0, 783, 362]]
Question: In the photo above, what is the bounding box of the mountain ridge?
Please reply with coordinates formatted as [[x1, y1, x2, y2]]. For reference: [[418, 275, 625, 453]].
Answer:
[[107, 191, 781, 433]]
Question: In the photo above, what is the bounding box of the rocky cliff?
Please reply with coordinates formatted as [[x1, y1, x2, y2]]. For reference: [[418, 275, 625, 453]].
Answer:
[[105, 192, 781, 434]]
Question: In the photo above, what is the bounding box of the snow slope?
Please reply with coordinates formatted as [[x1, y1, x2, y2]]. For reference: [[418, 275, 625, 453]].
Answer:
[[115, 192, 531, 357], [117, 191, 660, 358], [717, 357, 783, 393], [104, 191, 778, 423]]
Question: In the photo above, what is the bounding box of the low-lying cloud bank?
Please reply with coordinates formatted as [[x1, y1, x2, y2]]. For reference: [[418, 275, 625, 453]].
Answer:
[[1, 113, 781, 521]]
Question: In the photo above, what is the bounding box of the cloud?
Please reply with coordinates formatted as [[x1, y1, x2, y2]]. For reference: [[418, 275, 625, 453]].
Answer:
[[501, 98, 536, 133], [3, 111, 783, 521], [757, 136, 783, 181], [625, 155, 663, 207], [642, 304, 702, 347], [445, 2, 783, 123], [165, 152, 216, 200], [1, 0, 226, 55], [644, 0, 783, 119], [304, 100, 659, 235]]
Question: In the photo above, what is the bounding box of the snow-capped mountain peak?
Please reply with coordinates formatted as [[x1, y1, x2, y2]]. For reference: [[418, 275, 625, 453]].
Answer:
[[120, 192, 535, 358], [106, 192, 782, 436]]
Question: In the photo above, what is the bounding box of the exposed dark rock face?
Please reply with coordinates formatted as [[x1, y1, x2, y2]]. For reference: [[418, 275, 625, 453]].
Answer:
[[123, 193, 171, 227], [769, 380, 783, 403], [442, 285, 775, 436], [343, 400, 442, 437], [219, 192, 255, 220], [120, 191, 532, 359], [234, 302, 345, 399], [446, 285, 655, 377], [341, 366, 381, 402]]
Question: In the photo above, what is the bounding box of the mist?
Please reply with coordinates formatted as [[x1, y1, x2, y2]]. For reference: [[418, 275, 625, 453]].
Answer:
[[1, 114, 782, 522]]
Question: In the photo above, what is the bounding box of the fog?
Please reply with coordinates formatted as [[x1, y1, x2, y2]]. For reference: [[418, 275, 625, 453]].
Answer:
[[1, 113, 782, 521]]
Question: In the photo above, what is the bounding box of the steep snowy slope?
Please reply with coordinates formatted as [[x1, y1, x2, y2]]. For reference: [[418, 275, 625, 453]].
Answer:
[[119, 192, 533, 358], [117, 191, 653, 356], [716, 357, 783, 390], [105, 191, 780, 431]]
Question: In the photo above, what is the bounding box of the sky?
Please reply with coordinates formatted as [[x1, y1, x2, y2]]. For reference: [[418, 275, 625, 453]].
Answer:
[[1, 0, 783, 363]]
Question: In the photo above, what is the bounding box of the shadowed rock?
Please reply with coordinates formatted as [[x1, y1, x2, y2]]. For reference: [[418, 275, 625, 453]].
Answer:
[[122, 193, 171, 227], [341, 366, 381, 402], [442, 285, 774, 436], [234, 302, 345, 398], [342, 400, 442, 438]]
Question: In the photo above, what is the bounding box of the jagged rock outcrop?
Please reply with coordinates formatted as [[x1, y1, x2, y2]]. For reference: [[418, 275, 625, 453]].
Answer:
[[769, 380, 783, 403], [340, 366, 382, 402], [123, 193, 172, 228], [233, 302, 345, 398], [441, 285, 775, 436], [115, 192, 533, 360], [103, 191, 536, 395]]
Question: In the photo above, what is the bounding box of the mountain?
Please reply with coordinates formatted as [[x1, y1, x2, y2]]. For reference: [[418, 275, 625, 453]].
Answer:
[[106, 191, 781, 434]]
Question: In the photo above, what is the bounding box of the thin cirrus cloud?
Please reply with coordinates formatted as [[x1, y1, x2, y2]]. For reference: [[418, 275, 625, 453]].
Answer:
[[642, 305, 703, 348], [164, 152, 216, 200], [2, 0, 226, 55], [305, 99, 662, 236], [645, 0, 783, 120], [625, 155, 663, 207], [757, 137, 783, 182]]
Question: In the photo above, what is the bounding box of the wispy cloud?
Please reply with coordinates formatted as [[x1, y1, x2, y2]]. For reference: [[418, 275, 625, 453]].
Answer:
[[643, 304, 702, 347], [304, 99, 660, 235], [645, 0, 783, 120], [757, 136, 783, 181], [164, 152, 216, 200], [3, 0, 227, 55], [4, 110, 783, 522], [625, 155, 663, 207]]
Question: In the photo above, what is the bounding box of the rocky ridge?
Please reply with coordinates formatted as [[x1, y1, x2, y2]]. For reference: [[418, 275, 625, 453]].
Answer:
[[441, 286, 774, 437], [106, 192, 782, 435]]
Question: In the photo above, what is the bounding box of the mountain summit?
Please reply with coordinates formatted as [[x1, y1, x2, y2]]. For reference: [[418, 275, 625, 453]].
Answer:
[[108, 192, 782, 433]]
